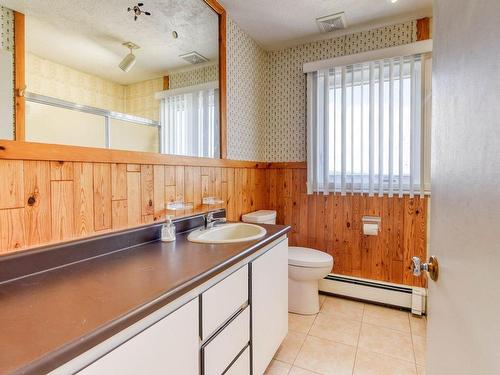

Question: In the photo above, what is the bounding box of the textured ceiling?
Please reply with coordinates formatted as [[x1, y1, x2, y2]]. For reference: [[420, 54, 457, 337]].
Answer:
[[1, 0, 218, 84], [220, 0, 432, 49]]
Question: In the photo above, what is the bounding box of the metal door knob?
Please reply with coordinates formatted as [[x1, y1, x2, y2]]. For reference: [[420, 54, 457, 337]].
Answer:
[[412, 255, 439, 281]]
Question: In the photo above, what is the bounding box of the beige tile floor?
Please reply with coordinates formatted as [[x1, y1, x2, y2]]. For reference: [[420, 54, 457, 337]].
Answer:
[[265, 294, 427, 375]]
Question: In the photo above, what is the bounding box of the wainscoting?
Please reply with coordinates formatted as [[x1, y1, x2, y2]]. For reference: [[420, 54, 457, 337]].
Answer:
[[0, 159, 268, 254], [0, 156, 427, 288], [267, 168, 428, 287]]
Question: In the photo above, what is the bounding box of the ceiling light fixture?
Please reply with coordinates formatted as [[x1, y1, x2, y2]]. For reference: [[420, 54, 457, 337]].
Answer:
[[119, 42, 140, 72], [391, 0, 399, 3], [127, 2, 151, 21]]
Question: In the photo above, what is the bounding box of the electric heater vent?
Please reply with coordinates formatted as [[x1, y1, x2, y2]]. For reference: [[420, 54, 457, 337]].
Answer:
[[179, 51, 209, 65], [316, 12, 347, 33]]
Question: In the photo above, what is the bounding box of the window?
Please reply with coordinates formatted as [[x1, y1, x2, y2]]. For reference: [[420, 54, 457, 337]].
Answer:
[[306, 51, 431, 197], [159, 82, 220, 158]]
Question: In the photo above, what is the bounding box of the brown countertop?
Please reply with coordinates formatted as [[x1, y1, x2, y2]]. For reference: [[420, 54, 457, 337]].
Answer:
[[0, 223, 290, 375]]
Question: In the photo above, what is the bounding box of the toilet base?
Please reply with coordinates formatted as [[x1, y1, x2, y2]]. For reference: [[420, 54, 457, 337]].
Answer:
[[288, 278, 320, 315]]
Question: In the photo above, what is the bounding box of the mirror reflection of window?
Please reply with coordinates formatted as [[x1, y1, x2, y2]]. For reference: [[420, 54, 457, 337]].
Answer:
[[158, 82, 220, 158], [1, 0, 220, 158]]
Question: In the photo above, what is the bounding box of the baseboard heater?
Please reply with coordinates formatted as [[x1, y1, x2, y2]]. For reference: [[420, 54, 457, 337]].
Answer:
[[319, 274, 427, 315]]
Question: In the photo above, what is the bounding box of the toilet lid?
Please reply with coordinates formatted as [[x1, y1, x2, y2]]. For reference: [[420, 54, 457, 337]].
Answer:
[[288, 247, 333, 268]]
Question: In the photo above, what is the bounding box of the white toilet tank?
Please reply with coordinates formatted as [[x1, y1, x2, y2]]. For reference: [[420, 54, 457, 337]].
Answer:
[[241, 210, 277, 224]]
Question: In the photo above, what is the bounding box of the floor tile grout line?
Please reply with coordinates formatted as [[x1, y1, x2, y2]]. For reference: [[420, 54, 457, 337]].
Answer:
[[360, 320, 412, 335], [409, 311, 419, 365], [351, 302, 366, 374], [276, 296, 425, 374], [291, 364, 323, 375], [355, 346, 420, 365], [287, 311, 318, 372]]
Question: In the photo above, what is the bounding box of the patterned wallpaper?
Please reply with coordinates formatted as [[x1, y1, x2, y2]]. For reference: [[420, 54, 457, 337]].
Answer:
[[26, 53, 164, 121], [226, 17, 269, 161], [124, 78, 163, 121], [0, 6, 13, 51], [223, 17, 417, 161], [16, 13, 417, 162], [169, 64, 218, 89], [265, 21, 417, 161], [26, 53, 126, 113], [1, 6, 14, 140]]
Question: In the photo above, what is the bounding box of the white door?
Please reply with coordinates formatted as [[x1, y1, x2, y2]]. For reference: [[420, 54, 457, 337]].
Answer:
[[426, 1, 500, 374], [252, 239, 288, 375]]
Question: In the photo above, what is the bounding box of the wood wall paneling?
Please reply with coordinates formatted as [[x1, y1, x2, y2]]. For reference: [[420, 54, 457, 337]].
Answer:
[[73, 162, 94, 237], [140, 165, 154, 219], [50, 161, 73, 181], [416, 17, 431, 41], [0, 208, 26, 252], [153, 165, 165, 221], [0, 160, 427, 288], [23, 161, 51, 246], [51, 180, 74, 241], [112, 200, 128, 230], [126, 171, 141, 227], [269, 168, 428, 288], [93, 163, 112, 231], [0, 160, 24, 209], [111, 164, 127, 201]]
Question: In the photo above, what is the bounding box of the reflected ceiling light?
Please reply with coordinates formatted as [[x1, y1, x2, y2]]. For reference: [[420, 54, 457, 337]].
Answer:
[[119, 42, 140, 72], [391, 0, 399, 3]]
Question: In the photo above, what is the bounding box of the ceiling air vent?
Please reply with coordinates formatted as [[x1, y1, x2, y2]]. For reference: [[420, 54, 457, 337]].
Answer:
[[316, 12, 347, 33], [179, 51, 209, 65]]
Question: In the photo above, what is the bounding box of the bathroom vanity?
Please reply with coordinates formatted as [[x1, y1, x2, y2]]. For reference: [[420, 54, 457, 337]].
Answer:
[[0, 214, 290, 374]]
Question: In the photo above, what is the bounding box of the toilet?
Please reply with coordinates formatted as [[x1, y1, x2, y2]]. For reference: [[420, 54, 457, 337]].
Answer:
[[242, 210, 334, 315]]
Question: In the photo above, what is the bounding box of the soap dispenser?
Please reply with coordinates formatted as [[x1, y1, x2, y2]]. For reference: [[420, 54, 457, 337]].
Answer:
[[161, 215, 176, 242]]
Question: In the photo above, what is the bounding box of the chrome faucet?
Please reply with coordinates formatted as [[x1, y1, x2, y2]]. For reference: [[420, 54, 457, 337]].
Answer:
[[204, 211, 227, 230]]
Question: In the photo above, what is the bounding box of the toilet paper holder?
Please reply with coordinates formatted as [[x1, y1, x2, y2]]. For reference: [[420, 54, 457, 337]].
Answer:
[[361, 216, 381, 234]]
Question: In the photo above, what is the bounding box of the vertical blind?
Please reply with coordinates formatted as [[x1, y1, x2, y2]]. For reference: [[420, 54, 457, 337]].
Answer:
[[306, 53, 431, 197], [160, 85, 219, 158]]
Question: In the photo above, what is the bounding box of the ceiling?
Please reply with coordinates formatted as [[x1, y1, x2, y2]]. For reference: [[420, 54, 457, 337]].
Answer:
[[1, 0, 219, 84], [219, 0, 432, 50]]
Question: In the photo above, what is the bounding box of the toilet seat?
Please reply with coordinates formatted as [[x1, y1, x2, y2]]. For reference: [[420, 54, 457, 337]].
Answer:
[[288, 247, 333, 268]]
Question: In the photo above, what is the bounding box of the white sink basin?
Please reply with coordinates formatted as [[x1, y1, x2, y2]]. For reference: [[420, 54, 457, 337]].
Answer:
[[187, 223, 266, 244]]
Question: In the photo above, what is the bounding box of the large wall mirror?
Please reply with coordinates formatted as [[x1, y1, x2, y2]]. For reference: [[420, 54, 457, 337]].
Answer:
[[0, 0, 225, 159]]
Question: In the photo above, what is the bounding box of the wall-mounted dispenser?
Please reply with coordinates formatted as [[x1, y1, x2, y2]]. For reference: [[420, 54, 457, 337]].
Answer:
[[362, 216, 381, 236]]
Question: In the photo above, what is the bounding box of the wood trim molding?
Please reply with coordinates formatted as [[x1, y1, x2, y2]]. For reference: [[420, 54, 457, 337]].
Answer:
[[204, 0, 227, 159], [13, 11, 25, 141], [416, 17, 431, 41], [0, 140, 301, 168], [11, 1, 228, 162], [218, 11, 227, 159], [203, 0, 225, 17]]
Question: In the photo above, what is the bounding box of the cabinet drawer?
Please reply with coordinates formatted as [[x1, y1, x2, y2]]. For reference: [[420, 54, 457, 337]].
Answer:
[[202, 265, 248, 339], [203, 306, 250, 375], [225, 346, 250, 375]]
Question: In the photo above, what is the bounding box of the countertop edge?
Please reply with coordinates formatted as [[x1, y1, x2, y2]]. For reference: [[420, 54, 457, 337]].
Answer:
[[14, 225, 291, 375]]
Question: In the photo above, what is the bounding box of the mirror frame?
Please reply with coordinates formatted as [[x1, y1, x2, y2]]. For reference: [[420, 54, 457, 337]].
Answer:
[[4, 0, 227, 162]]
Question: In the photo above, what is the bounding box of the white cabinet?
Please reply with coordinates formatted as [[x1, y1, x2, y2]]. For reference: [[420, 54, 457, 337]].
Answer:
[[78, 299, 199, 375], [225, 346, 250, 375], [202, 265, 248, 339], [203, 307, 250, 375], [67, 236, 289, 375], [251, 239, 289, 375]]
